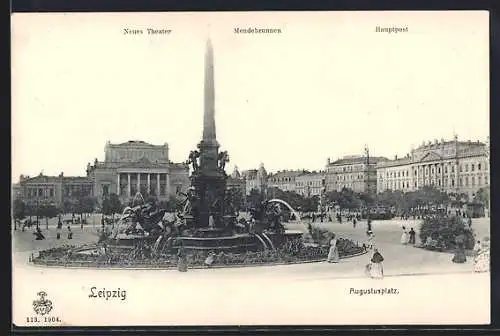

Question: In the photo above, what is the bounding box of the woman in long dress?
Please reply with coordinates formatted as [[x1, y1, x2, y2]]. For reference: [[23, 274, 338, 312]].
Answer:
[[367, 249, 384, 279], [474, 237, 490, 273], [327, 233, 339, 263], [400, 226, 409, 245], [367, 230, 375, 250]]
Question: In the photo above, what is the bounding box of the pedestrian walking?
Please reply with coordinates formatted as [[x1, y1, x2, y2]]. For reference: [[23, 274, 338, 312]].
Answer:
[[408, 227, 416, 245], [327, 233, 339, 263], [400, 226, 409, 245], [366, 249, 384, 279]]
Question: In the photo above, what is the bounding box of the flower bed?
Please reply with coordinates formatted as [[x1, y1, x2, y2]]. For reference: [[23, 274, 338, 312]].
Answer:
[[32, 237, 367, 269]]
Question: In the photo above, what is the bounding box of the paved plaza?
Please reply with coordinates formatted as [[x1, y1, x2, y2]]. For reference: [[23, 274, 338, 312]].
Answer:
[[13, 216, 490, 278], [12, 217, 490, 325]]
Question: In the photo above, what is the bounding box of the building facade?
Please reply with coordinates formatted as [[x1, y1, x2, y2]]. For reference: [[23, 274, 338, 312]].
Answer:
[[87, 140, 190, 203], [376, 137, 490, 199], [325, 155, 388, 194], [295, 171, 326, 197], [15, 141, 191, 208], [240, 163, 268, 195], [16, 173, 94, 207], [267, 170, 303, 193], [227, 166, 247, 197]]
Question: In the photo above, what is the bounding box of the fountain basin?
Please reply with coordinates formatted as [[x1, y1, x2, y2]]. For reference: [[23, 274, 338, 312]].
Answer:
[[177, 229, 303, 252]]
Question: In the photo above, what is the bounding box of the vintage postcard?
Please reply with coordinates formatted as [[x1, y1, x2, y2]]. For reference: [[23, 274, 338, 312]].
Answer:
[[12, 11, 490, 326]]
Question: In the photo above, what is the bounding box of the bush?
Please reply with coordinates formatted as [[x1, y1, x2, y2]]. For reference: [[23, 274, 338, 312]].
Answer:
[[419, 214, 475, 251], [309, 226, 331, 246]]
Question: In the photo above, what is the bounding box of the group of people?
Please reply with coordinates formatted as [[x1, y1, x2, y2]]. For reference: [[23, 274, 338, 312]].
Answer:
[[326, 231, 384, 279], [400, 226, 416, 245], [56, 221, 73, 240]]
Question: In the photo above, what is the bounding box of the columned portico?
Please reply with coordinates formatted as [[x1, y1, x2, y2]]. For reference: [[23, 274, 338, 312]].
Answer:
[[137, 173, 140, 194], [127, 173, 131, 197], [157, 173, 160, 197], [166, 173, 171, 197], [116, 169, 172, 199]]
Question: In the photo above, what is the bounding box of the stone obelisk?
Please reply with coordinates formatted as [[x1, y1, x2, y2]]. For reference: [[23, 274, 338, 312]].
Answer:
[[198, 38, 220, 172], [193, 38, 227, 230]]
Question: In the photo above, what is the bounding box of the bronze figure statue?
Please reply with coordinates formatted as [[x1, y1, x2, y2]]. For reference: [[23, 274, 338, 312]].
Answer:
[[187, 150, 200, 172], [218, 151, 229, 170]]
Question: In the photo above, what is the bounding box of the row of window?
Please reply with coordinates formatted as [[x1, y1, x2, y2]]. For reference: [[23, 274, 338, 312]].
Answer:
[[381, 175, 489, 191], [269, 177, 295, 183], [380, 161, 488, 179], [382, 171, 488, 182], [336, 174, 365, 181], [26, 187, 55, 198], [64, 186, 93, 197], [296, 180, 324, 187]]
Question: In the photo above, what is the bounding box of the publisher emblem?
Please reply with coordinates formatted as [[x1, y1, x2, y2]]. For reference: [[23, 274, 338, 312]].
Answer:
[[32, 291, 53, 316]]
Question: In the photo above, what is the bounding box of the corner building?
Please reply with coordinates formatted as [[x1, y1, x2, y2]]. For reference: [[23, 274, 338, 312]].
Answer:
[[295, 171, 326, 197], [267, 170, 303, 193], [325, 155, 388, 194]]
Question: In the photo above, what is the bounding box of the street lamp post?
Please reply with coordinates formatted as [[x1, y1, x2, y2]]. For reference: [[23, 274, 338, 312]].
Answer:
[[365, 145, 372, 231], [46, 203, 49, 230], [36, 199, 40, 229]]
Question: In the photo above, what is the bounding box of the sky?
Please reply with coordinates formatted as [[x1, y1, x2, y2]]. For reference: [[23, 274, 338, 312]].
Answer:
[[11, 11, 489, 182]]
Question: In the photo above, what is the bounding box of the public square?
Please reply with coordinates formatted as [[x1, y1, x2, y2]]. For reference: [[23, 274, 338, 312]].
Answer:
[[12, 13, 490, 326], [12, 216, 490, 326]]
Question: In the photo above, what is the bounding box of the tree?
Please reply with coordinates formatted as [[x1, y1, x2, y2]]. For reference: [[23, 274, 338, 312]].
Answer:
[[358, 192, 375, 207], [76, 196, 97, 221], [336, 188, 361, 210], [267, 187, 305, 211], [38, 203, 59, 229], [247, 188, 263, 209], [108, 193, 123, 219], [62, 199, 73, 214], [227, 187, 245, 212], [13, 199, 26, 230], [377, 190, 404, 210], [300, 195, 319, 213], [13, 199, 26, 220], [473, 187, 489, 207]]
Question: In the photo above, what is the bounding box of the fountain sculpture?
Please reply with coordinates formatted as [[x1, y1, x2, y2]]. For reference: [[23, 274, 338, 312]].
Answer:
[[30, 39, 366, 268], [170, 39, 303, 251]]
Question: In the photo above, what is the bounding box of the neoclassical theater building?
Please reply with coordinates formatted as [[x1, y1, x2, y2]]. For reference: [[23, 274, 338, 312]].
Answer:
[[86, 140, 190, 203], [16, 140, 190, 207]]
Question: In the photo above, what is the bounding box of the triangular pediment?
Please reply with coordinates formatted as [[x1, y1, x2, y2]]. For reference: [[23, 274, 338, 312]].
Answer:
[[419, 151, 443, 162]]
